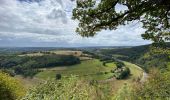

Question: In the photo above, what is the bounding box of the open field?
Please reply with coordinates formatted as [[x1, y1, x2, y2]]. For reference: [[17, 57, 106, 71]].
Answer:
[[123, 61, 143, 80], [35, 59, 116, 80], [18, 50, 92, 60]]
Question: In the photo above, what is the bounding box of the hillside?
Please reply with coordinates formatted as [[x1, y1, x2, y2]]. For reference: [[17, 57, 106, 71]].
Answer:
[[98, 43, 170, 72]]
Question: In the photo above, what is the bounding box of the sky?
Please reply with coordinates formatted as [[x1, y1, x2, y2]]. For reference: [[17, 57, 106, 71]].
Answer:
[[0, 0, 151, 47]]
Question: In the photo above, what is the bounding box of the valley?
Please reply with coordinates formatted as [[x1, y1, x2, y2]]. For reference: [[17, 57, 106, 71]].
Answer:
[[0, 47, 144, 98], [0, 45, 169, 99]]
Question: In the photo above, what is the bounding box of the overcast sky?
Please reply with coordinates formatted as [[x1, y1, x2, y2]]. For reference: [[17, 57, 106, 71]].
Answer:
[[0, 0, 151, 47]]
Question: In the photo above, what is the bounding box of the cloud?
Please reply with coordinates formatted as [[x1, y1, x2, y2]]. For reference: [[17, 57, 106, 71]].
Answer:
[[0, 0, 151, 47]]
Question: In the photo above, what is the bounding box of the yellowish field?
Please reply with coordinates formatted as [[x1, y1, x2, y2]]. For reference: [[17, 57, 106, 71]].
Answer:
[[50, 50, 83, 56], [18, 50, 92, 60], [18, 52, 44, 57]]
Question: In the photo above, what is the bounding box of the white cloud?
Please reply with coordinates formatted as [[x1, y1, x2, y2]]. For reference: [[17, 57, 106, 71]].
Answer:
[[0, 0, 151, 47]]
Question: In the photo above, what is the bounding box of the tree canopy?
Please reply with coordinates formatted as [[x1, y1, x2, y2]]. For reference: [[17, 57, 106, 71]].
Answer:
[[72, 0, 170, 43]]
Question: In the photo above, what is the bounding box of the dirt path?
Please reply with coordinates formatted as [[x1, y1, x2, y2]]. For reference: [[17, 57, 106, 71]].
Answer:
[[140, 72, 148, 83]]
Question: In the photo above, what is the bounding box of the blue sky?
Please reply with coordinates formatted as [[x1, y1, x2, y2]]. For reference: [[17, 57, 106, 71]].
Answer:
[[0, 0, 151, 47]]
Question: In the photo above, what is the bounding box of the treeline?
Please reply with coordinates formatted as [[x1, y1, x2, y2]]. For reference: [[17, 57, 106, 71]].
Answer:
[[91, 51, 130, 79], [99, 45, 149, 62], [99, 44, 170, 72], [0, 54, 80, 77]]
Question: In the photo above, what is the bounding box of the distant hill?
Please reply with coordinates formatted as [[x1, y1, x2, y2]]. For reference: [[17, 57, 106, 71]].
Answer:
[[99, 43, 170, 72]]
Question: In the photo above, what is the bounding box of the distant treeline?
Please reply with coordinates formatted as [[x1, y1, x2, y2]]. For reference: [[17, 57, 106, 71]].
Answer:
[[98, 44, 170, 72], [0, 54, 80, 77]]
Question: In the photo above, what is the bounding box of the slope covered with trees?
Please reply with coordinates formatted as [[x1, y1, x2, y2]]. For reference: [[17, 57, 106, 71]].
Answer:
[[99, 44, 170, 72], [0, 54, 80, 77]]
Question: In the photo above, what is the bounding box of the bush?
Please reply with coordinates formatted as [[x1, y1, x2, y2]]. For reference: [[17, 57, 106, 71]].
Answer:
[[1, 69, 15, 77], [56, 74, 61, 80], [115, 67, 130, 79], [0, 71, 25, 100], [114, 83, 133, 100], [22, 76, 98, 100], [132, 69, 170, 99], [115, 61, 125, 69]]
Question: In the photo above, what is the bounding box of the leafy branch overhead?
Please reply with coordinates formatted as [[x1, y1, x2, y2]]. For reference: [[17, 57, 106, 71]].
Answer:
[[72, 0, 170, 43]]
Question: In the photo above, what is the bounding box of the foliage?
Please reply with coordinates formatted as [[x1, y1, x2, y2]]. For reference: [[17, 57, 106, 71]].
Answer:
[[115, 61, 125, 69], [0, 55, 80, 69], [114, 67, 130, 79], [56, 74, 62, 80], [131, 69, 170, 99], [114, 68, 170, 99], [1, 69, 16, 77], [36, 59, 115, 81], [0, 54, 80, 77], [0, 71, 25, 100], [21, 76, 98, 100], [73, 0, 170, 43], [99, 44, 170, 72], [113, 83, 133, 100]]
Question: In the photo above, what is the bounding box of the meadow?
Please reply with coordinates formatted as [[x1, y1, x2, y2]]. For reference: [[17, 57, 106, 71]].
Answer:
[[35, 59, 116, 80]]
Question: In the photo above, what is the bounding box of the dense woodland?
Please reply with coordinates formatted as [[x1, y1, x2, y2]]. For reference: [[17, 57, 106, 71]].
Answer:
[[0, 54, 80, 77]]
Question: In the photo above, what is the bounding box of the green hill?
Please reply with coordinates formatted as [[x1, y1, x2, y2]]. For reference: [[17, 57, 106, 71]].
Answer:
[[99, 43, 170, 72]]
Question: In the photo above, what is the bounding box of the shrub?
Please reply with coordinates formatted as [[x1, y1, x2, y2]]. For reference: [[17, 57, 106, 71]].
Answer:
[[132, 69, 170, 99], [56, 74, 61, 80], [0, 71, 25, 100], [22, 76, 98, 100], [115, 61, 125, 69], [113, 83, 133, 100], [115, 67, 130, 79], [1, 69, 15, 77]]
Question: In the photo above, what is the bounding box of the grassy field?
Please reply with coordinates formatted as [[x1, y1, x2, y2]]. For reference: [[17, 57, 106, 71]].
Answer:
[[15, 58, 144, 97], [16, 50, 144, 97], [35, 59, 143, 81], [124, 61, 143, 80], [35, 59, 116, 80]]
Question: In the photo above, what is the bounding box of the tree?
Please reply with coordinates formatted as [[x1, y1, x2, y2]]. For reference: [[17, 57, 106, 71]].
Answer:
[[72, 0, 170, 44], [0, 72, 25, 100], [56, 74, 62, 80], [115, 61, 125, 69]]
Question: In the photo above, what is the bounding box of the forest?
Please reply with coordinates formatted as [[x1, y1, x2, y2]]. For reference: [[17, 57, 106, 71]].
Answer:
[[0, 54, 80, 77]]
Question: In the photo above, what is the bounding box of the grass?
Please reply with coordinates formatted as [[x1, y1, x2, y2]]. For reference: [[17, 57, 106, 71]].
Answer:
[[16, 59, 144, 98], [35, 59, 116, 80], [14, 75, 42, 89], [105, 62, 116, 68], [123, 61, 143, 80]]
